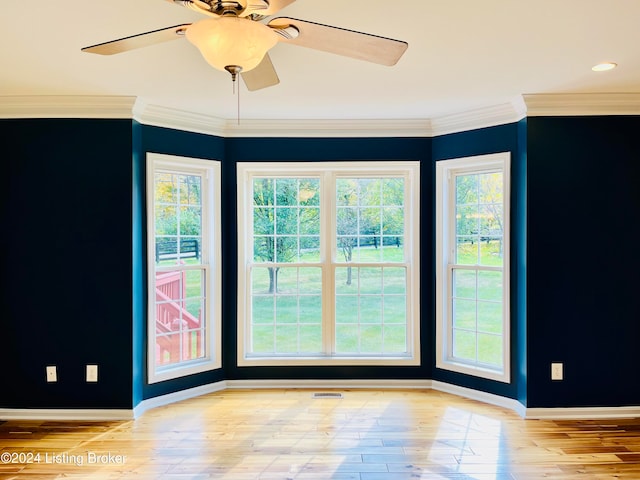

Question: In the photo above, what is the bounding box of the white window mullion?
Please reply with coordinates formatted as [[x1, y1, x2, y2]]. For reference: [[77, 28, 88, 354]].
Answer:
[[324, 171, 336, 355], [237, 162, 420, 366]]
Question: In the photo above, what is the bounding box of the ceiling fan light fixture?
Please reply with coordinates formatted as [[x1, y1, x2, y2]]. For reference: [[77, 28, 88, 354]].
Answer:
[[186, 16, 278, 73]]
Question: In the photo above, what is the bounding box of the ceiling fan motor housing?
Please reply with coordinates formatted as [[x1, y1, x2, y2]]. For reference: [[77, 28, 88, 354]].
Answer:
[[204, 0, 270, 16]]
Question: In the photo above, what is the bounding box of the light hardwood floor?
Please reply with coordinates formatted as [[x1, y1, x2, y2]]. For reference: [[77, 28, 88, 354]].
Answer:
[[1, 389, 639, 479]]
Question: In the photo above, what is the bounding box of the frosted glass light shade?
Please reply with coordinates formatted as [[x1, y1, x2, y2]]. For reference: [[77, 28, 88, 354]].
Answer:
[[186, 17, 278, 72]]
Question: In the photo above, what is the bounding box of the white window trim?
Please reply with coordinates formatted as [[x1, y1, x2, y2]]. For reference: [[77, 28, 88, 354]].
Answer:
[[237, 161, 420, 367], [146, 153, 222, 384], [435, 152, 511, 383]]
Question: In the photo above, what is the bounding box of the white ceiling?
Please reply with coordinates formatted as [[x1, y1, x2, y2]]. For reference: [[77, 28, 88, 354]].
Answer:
[[2, 0, 639, 122]]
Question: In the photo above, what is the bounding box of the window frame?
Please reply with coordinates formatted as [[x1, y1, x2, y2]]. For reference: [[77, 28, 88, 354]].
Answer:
[[146, 153, 222, 384], [237, 161, 421, 367], [435, 152, 511, 383]]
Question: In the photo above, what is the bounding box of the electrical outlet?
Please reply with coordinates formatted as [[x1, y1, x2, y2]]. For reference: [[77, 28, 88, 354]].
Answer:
[[86, 365, 98, 382], [46, 366, 57, 382], [551, 362, 563, 380]]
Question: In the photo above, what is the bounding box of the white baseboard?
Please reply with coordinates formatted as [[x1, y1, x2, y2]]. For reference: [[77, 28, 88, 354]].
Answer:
[[524, 406, 640, 420], [2, 381, 637, 421], [430, 380, 527, 417], [133, 380, 227, 418], [0, 408, 134, 421]]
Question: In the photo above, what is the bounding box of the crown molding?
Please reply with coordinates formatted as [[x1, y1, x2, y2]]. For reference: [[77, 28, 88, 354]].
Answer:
[[133, 100, 432, 138], [132, 100, 227, 137], [524, 93, 640, 116], [132, 99, 527, 138], [222, 117, 433, 138], [429, 97, 527, 136], [3, 93, 639, 135], [0, 95, 136, 119]]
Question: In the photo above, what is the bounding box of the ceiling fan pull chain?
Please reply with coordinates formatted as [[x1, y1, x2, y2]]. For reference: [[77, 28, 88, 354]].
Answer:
[[237, 76, 241, 125]]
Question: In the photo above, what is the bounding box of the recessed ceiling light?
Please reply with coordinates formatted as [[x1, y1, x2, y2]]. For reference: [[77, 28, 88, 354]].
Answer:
[[592, 62, 617, 72]]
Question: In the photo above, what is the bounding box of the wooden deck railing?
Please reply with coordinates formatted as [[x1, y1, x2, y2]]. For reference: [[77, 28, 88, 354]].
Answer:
[[154, 271, 202, 365]]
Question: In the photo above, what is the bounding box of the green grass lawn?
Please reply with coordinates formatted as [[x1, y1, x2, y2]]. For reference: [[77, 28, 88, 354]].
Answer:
[[250, 244, 408, 355], [452, 240, 504, 366], [160, 241, 505, 366]]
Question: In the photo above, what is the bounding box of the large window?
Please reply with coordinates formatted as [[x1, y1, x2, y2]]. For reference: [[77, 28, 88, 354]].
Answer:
[[147, 153, 221, 383], [436, 153, 510, 382], [237, 162, 420, 366]]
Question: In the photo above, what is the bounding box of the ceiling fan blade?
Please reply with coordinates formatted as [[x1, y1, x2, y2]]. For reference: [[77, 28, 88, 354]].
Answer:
[[81, 24, 190, 55], [166, 0, 220, 17], [243, 0, 296, 17], [241, 53, 280, 91], [268, 17, 408, 66]]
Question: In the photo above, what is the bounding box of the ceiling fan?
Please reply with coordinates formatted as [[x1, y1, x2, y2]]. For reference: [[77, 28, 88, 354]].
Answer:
[[82, 0, 409, 91]]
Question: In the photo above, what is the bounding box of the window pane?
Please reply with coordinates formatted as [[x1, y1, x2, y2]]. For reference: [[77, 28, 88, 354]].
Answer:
[[336, 177, 405, 264], [254, 177, 321, 264], [479, 172, 503, 204], [276, 207, 297, 234], [383, 268, 406, 294], [453, 298, 476, 330], [453, 269, 476, 299], [480, 239, 503, 266], [154, 268, 206, 365], [453, 329, 476, 362], [359, 267, 382, 294], [155, 173, 203, 266], [335, 325, 359, 353], [276, 178, 298, 206], [383, 178, 404, 206], [478, 333, 502, 366], [478, 271, 502, 301], [478, 301, 502, 334], [179, 175, 201, 206], [250, 267, 322, 355], [300, 236, 320, 262], [155, 205, 177, 236], [252, 325, 274, 353], [300, 208, 320, 234], [253, 208, 274, 235], [360, 325, 383, 353], [299, 179, 320, 206], [456, 237, 478, 265], [384, 325, 407, 352], [456, 174, 478, 204], [335, 267, 407, 355], [276, 237, 298, 263]]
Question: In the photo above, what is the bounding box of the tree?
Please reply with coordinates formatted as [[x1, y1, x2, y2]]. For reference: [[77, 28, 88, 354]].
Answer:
[[336, 179, 359, 285], [455, 172, 504, 257], [154, 173, 202, 258], [253, 178, 319, 293]]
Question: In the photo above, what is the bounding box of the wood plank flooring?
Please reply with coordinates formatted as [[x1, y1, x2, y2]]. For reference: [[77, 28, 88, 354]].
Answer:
[[1, 389, 639, 479]]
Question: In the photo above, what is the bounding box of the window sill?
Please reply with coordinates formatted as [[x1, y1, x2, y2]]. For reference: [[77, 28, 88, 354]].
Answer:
[[238, 355, 420, 368], [149, 358, 221, 384], [436, 359, 509, 383]]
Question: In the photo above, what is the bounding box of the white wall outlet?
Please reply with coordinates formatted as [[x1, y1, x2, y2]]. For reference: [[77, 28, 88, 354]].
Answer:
[[551, 362, 563, 380], [46, 365, 57, 382], [86, 364, 98, 382]]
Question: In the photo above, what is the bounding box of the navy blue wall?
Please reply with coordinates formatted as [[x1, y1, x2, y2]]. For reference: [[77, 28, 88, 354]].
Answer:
[[4, 115, 638, 412], [223, 137, 432, 382], [133, 124, 227, 402], [1, 119, 134, 409], [431, 123, 527, 400], [526, 116, 640, 407]]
